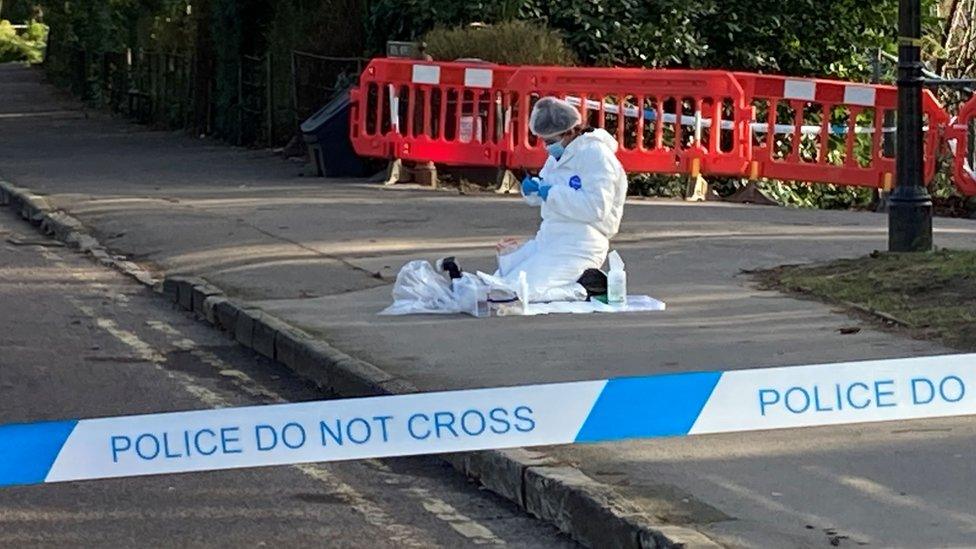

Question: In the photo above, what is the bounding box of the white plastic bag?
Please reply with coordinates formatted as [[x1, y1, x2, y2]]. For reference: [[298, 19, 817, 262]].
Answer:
[[380, 261, 460, 315]]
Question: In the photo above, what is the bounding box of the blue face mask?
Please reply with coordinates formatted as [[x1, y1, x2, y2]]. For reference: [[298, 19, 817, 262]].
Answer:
[[546, 141, 566, 160]]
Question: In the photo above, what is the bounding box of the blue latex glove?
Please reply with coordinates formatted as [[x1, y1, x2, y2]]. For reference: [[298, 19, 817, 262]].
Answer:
[[538, 184, 552, 201], [521, 175, 540, 196]]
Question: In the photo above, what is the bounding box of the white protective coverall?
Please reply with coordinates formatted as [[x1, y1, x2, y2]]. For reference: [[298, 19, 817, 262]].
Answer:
[[496, 128, 628, 302]]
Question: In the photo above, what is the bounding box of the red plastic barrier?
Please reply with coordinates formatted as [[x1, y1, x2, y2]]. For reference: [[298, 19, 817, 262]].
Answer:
[[948, 95, 976, 196], [349, 59, 974, 196], [350, 59, 755, 176], [504, 68, 753, 178], [733, 73, 947, 191], [350, 59, 517, 167]]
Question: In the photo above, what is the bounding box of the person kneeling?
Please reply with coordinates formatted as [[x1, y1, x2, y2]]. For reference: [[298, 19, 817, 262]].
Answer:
[[497, 96, 628, 302]]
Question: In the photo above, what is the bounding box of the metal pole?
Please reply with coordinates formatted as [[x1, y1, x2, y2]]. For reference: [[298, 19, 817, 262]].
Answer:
[[888, 0, 933, 252], [872, 49, 891, 213], [872, 49, 883, 84]]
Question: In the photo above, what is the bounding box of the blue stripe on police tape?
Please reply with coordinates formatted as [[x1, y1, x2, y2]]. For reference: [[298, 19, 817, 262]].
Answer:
[[0, 420, 78, 487], [574, 372, 721, 442]]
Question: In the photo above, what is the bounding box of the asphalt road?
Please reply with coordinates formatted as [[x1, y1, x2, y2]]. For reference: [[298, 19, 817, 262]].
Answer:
[[0, 207, 575, 548]]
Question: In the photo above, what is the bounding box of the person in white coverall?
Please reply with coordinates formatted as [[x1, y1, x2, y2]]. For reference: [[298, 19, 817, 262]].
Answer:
[[496, 96, 628, 302]]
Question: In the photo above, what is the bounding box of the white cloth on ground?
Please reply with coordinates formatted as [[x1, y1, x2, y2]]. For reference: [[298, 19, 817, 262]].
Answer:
[[524, 295, 665, 315], [379, 262, 664, 317]]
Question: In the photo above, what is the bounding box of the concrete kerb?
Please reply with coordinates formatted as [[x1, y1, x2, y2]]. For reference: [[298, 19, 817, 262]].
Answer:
[[40, 211, 84, 240], [0, 180, 161, 287], [273, 326, 312, 375], [252, 314, 289, 360], [191, 283, 223, 318], [233, 307, 260, 349], [0, 178, 716, 549], [160, 278, 180, 302], [526, 465, 644, 548], [201, 294, 228, 326], [644, 527, 723, 549], [212, 299, 240, 333], [170, 275, 204, 311]]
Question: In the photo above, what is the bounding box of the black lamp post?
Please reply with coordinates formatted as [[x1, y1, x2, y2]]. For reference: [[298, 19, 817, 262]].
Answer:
[[888, 0, 933, 252]]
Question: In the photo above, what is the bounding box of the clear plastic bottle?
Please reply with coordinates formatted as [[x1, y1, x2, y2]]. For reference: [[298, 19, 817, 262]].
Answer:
[[606, 250, 627, 306], [476, 290, 489, 317], [517, 271, 530, 315]]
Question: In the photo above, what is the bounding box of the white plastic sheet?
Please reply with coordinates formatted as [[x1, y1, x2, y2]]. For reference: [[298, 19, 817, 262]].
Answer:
[[525, 295, 666, 315]]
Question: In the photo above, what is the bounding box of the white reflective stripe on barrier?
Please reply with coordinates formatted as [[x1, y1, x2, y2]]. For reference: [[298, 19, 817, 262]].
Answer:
[[412, 65, 441, 85], [844, 85, 878, 107], [464, 68, 493, 89], [388, 84, 400, 133], [784, 79, 817, 101]]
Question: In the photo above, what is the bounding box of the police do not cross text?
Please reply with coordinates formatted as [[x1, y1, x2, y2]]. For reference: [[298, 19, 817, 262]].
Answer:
[[108, 405, 536, 463]]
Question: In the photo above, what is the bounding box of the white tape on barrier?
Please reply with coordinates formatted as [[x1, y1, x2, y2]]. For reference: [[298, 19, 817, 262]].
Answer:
[[561, 96, 896, 136], [2, 353, 975, 487]]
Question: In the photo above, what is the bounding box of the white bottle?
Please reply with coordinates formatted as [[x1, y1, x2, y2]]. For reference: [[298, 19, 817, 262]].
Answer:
[[517, 271, 531, 315], [606, 250, 627, 306]]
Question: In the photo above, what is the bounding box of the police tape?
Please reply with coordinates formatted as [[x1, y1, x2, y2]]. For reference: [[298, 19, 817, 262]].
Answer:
[[2, 353, 975, 487]]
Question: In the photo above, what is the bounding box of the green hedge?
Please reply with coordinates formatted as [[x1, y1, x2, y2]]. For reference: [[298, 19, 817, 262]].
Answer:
[[423, 21, 574, 65], [0, 19, 46, 63], [365, 0, 943, 79]]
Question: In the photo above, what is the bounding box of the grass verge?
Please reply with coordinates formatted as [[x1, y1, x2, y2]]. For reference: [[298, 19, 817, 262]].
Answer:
[[756, 249, 976, 351]]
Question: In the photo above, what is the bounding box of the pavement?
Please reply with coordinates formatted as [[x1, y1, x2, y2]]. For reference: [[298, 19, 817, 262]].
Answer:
[[4, 61, 976, 547], [0, 206, 574, 547]]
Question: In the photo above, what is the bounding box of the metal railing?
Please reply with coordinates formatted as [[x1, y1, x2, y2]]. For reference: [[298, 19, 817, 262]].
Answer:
[[43, 44, 366, 148], [291, 51, 365, 123]]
